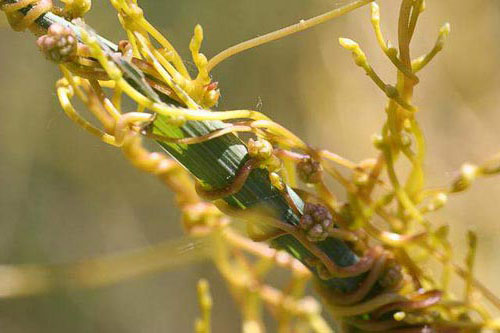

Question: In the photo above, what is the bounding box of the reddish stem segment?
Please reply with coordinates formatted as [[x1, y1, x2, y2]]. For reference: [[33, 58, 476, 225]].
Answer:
[[195, 159, 260, 201], [317, 249, 387, 305], [372, 290, 443, 319], [214, 200, 377, 279]]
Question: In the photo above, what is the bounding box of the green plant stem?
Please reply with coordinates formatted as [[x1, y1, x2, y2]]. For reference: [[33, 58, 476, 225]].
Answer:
[[10, 3, 369, 293]]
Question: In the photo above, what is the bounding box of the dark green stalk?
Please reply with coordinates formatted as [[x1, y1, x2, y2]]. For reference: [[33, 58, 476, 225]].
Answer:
[[11, 3, 368, 293]]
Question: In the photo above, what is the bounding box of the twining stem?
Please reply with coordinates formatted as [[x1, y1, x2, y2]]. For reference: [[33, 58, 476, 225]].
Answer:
[[9, 2, 367, 293], [397, 0, 417, 99], [207, 0, 374, 71]]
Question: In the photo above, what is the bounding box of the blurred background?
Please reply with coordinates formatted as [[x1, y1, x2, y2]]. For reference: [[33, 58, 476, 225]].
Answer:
[[0, 0, 499, 331]]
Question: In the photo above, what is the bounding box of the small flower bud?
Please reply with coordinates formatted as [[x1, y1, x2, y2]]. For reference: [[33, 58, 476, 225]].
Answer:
[[403, 118, 412, 131], [182, 202, 223, 231], [128, 3, 144, 19], [248, 138, 273, 160], [358, 158, 377, 171], [162, 50, 175, 61], [370, 3, 380, 23], [308, 224, 325, 241], [353, 158, 376, 186], [400, 133, 412, 147], [61, 0, 91, 18], [450, 163, 478, 193], [480, 157, 500, 175], [300, 214, 314, 230], [418, 0, 426, 12], [339, 37, 358, 50], [425, 192, 448, 212], [194, 24, 204, 41], [371, 133, 385, 149], [386, 47, 398, 58], [269, 172, 284, 191], [436, 23, 451, 51], [393, 312, 406, 321], [353, 173, 369, 186], [37, 24, 77, 63], [204, 89, 221, 108], [201, 82, 220, 107], [297, 157, 322, 184], [339, 38, 368, 68], [118, 40, 133, 57]]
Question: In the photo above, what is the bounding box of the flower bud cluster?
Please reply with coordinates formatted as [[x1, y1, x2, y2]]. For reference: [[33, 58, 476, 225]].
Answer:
[[297, 157, 322, 184], [300, 203, 334, 242], [37, 24, 77, 63], [248, 138, 281, 173]]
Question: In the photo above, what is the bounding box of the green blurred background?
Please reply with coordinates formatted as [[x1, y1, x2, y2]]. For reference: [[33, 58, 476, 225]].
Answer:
[[0, 0, 499, 331]]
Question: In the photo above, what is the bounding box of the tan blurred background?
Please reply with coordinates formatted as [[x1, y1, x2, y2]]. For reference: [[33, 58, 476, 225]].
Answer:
[[0, 0, 499, 331]]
